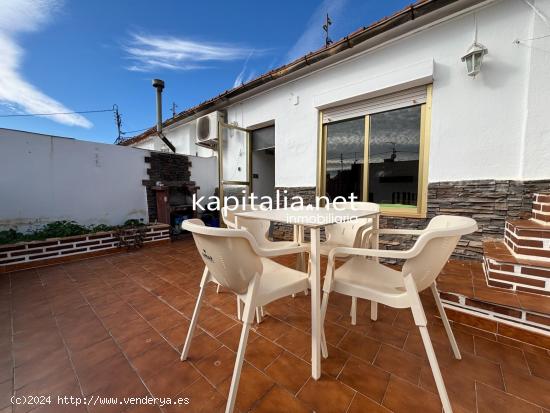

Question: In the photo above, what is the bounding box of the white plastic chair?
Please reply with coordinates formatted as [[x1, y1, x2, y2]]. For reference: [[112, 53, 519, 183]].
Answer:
[[180, 219, 309, 413], [221, 203, 256, 229], [321, 202, 379, 255], [222, 204, 306, 322], [320, 202, 380, 325], [320, 215, 477, 413]]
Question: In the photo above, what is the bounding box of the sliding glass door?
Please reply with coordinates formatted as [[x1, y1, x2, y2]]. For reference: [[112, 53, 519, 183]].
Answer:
[[324, 117, 365, 201], [367, 105, 421, 210], [320, 85, 431, 217]]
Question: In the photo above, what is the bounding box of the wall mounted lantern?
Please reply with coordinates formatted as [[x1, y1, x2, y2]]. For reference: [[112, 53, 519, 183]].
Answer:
[[462, 14, 488, 77], [461, 42, 488, 77]]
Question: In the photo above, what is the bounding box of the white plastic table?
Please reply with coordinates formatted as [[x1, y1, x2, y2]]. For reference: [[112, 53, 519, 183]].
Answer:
[[236, 206, 380, 379]]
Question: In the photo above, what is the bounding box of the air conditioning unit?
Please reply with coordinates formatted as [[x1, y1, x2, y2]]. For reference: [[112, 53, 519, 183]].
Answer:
[[195, 111, 225, 148]]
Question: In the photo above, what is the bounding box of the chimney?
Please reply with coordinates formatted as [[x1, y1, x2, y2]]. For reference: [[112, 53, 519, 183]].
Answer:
[[152, 79, 176, 153]]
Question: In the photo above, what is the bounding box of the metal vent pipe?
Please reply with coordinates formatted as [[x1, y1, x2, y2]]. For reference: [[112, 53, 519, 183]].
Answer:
[[152, 79, 176, 153]]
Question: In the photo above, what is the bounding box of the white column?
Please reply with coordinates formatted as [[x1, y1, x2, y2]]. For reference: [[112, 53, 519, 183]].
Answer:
[[310, 226, 321, 379]]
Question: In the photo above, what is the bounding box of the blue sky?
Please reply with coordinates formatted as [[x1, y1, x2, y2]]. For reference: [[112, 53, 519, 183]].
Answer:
[[0, 0, 411, 143]]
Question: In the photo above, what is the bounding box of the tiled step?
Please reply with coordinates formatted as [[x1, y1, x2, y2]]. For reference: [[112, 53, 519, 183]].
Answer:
[[483, 240, 549, 295], [504, 220, 550, 261], [532, 193, 550, 224], [437, 260, 550, 342]]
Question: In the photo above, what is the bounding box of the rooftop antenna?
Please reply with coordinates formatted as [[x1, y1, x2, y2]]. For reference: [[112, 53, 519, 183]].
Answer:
[[113, 104, 124, 144], [384, 143, 397, 162], [171, 102, 178, 118], [323, 13, 333, 47], [152, 79, 176, 153]]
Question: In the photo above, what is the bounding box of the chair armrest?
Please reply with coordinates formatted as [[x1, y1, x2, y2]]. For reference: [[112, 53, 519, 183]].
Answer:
[[375, 229, 424, 236], [253, 244, 309, 258], [359, 226, 375, 247], [327, 246, 418, 262]]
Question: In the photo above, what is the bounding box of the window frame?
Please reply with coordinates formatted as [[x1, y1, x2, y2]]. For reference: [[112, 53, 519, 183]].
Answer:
[[317, 84, 432, 218]]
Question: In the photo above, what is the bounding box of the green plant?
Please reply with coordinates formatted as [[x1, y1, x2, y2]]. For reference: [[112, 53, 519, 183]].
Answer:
[[88, 224, 115, 233], [0, 219, 148, 245], [34, 221, 90, 239], [0, 229, 21, 245], [123, 219, 145, 228]]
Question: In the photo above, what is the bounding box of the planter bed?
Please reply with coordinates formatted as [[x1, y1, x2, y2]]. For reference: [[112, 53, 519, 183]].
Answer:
[[0, 223, 170, 273]]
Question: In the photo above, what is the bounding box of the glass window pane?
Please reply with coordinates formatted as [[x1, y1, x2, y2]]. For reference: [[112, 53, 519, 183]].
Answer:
[[368, 106, 421, 208], [221, 126, 248, 182], [325, 117, 364, 201], [222, 185, 249, 203]]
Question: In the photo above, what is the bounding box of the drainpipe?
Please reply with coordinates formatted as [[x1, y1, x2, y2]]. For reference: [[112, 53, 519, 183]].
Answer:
[[152, 79, 176, 153]]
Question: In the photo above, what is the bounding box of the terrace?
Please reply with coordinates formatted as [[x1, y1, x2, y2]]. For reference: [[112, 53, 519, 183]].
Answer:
[[1, 239, 548, 413]]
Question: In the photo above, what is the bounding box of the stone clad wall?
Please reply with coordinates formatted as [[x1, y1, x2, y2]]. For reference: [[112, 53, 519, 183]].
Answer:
[[142, 153, 192, 222], [272, 187, 318, 241], [274, 179, 550, 260]]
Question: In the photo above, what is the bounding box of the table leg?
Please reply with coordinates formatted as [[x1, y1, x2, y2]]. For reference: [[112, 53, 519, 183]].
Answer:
[[310, 227, 321, 379], [294, 224, 305, 271], [371, 215, 379, 321]]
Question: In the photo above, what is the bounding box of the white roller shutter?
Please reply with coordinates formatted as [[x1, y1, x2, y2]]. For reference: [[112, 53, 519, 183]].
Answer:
[[322, 86, 427, 123]]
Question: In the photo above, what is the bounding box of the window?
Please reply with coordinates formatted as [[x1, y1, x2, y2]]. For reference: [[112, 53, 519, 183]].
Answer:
[[325, 117, 365, 201], [319, 85, 431, 217]]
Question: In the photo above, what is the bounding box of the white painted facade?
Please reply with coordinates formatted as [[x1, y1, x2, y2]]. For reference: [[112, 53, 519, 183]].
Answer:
[[133, 0, 550, 188], [0, 129, 150, 232]]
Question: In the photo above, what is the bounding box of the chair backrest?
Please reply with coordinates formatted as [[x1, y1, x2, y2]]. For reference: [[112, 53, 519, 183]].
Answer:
[[221, 204, 258, 229], [236, 216, 272, 248], [182, 219, 262, 294], [402, 215, 477, 292], [326, 202, 380, 247]]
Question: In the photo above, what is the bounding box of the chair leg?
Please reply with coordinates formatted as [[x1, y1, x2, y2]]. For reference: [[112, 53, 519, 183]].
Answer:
[[304, 258, 310, 296], [431, 283, 461, 359], [236, 297, 243, 321], [419, 326, 453, 413], [350, 297, 357, 325], [255, 307, 262, 324], [260, 306, 265, 317], [216, 283, 221, 293], [404, 274, 452, 413], [296, 252, 307, 272], [225, 282, 258, 413], [370, 301, 378, 321], [320, 291, 329, 358], [181, 270, 209, 361]]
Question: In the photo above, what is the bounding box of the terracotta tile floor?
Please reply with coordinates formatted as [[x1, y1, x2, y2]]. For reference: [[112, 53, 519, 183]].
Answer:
[[1, 239, 549, 413]]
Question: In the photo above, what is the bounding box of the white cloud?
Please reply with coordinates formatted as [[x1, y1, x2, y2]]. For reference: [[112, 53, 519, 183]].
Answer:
[[125, 33, 257, 73], [285, 0, 348, 63], [0, 0, 92, 128], [233, 51, 254, 88]]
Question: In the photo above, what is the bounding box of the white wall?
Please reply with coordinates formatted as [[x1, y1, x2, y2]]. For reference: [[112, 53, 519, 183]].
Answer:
[[520, 0, 550, 180], [0, 129, 150, 232], [221, 0, 547, 186]]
